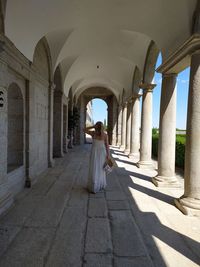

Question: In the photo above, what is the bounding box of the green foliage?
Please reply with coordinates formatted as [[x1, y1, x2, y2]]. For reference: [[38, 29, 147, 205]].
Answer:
[[151, 134, 186, 169], [68, 107, 80, 131], [152, 127, 158, 135], [176, 134, 186, 144], [152, 133, 159, 157], [175, 141, 185, 168]]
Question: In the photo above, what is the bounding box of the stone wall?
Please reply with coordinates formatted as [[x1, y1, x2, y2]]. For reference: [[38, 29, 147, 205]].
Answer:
[[0, 35, 53, 214], [30, 80, 49, 176]]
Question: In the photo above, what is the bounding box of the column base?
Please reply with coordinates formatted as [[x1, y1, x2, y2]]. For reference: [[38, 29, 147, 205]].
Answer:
[[120, 145, 125, 150], [174, 197, 200, 216], [152, 175, 180, 188], [25, 176, 32, 188], [48, 159, 55, 168], [124, 148, 130, 155], [128, 152, 139, 159], [136, 160, 154, 169], [0, 184, 13, 216], [63, 147, 68, 153]]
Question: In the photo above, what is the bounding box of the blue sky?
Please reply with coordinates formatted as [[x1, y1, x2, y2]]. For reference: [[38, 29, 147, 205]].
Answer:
[[153, 54, 189, 129], [91, 54, 190, 129]]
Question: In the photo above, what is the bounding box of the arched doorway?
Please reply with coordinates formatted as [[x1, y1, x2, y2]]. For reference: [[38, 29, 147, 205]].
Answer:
[[7, 83, 24, 173], [85, 98, 108, 143], [76, 87, 118, 146]]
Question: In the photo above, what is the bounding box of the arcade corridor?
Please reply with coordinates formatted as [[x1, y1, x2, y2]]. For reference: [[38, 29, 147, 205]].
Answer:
[[0, 145, 199, 267]]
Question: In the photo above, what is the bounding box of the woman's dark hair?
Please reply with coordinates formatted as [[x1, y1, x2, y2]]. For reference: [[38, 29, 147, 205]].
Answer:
[[95, 121, 104, 136]]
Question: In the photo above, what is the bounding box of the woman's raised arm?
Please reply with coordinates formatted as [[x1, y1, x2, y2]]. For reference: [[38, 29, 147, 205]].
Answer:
[[83, 125, 95, 136]]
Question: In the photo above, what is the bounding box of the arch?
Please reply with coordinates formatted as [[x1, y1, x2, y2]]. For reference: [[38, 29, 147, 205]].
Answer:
[[77, 86, 117, 145], [143, 41, 160, 83], [7, 83, 24, 173], [33, 37, 53, 82], [53, 66, 64, 157], [54, 65, 63, 92], [71, 76, 121, 101], [132, 66, 142, 96]]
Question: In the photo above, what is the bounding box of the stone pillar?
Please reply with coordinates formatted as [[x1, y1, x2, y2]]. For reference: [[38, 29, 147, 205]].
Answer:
[[121, 102, 127, 150], [117, 105, 122, 147], [152, 73, 179, 187], [137, 84, 156, 169], [53, 90, 64, 157], [48, 83, 55, 167], [63, 98, 69, 153], [112, 98, 118, 146], [175, 52, 200, 216], [0, 61, 13, 215], [129, 95, 140, 158], [124, 102, 131, 154], [24, 80, 31, 187]]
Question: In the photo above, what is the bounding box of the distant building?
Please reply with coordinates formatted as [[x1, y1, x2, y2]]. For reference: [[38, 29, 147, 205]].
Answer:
[[86, 101, 93, 126]]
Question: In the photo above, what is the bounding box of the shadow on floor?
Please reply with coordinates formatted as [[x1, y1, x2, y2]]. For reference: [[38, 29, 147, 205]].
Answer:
[[111, 147, 200, 267]]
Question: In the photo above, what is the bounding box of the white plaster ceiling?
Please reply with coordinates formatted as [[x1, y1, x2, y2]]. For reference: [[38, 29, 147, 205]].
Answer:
[[5, 0, 197, 97]]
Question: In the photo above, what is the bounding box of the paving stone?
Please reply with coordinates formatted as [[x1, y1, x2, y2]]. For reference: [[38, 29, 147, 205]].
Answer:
[[46, 182, 72, 198], [0, 226, 21, 257], [106, 191, 127, 201], [24, 196, 69, 227], [0, 228, 55, 267], [107, 200, 130, 210], [89, 192, 105, 198], [0, 196, 42, 226], [68, 188, 88, 207], [106, 173, 121, 191], [114, 256, 153, 267], [84, 254, 112, 267], [46, 207, 87, 267], [88, 198, 108, 218], [85, 218, 112, 253], [110, 210, 147, 257], [29, 173, 57, 197]]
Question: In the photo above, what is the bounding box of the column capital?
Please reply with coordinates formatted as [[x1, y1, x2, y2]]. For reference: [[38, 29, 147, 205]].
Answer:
[[122, 101, 128, 108], [139, 83, 156, 92], [50, 82, 56, 91], [191, 48, 200, 57], [65, 97, 70, 103], [130, 94, 142, 101], [162, 73, 178, 79]]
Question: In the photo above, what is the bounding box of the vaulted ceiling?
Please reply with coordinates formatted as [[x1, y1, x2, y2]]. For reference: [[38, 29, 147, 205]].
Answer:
[[4, 0, 197, 99]]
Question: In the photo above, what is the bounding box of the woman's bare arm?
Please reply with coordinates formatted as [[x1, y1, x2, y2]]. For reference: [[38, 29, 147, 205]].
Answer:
[[83, 125, 95, 136]]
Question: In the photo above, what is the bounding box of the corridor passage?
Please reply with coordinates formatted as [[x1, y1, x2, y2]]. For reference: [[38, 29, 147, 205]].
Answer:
[[0, 145, 200, 267]]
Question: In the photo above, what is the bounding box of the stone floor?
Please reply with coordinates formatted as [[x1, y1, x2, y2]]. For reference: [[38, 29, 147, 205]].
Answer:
[[0, 145, 200, 267]]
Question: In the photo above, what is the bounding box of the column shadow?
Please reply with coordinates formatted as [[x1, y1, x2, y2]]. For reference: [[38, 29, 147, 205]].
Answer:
[[111, 148, 200, 267]]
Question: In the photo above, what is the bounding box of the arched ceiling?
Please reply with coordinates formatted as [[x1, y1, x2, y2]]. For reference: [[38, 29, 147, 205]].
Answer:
[[5, 0, 197, 98]]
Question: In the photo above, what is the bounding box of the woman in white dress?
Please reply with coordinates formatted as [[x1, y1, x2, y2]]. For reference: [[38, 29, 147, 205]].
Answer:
[[84, 121, 110, 193]]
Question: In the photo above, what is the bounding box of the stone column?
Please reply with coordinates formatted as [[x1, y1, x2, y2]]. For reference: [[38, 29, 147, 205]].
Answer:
[[48, 83, 55, 167], [63, 98, 69, 153], [175, 52, 200, 216], [137, 84, 156, 169], [0, 61, 13, 215], [124, 102, 131, 154], [112, 98, 118, 146], [53, 90, 64, 157], [117, 105, 122, 147], [129, 95, 140, 158], [120, 102, 127, 150], [152, 73, 179, 187]]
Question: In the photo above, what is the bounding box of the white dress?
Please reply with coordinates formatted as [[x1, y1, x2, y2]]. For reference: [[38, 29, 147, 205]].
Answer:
[[88, 139, 107, 193]]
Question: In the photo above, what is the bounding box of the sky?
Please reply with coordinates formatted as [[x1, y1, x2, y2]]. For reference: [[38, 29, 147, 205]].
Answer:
[[91, 54, 190, 129]]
